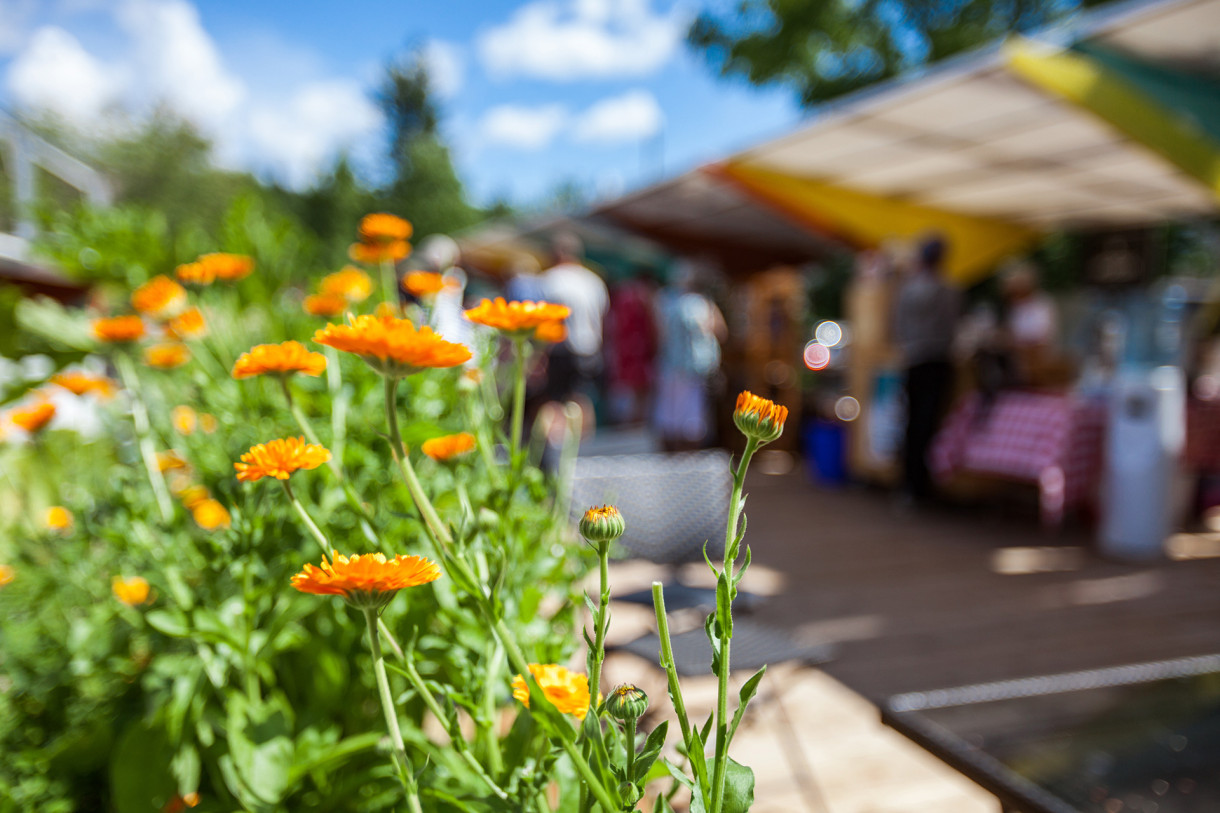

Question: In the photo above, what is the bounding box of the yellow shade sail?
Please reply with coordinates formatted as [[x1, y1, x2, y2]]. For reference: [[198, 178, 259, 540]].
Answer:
[[716, 162, 1042, 286]]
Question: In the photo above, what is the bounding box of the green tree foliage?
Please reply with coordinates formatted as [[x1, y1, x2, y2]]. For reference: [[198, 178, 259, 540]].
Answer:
[[377, 55, 483, 239], [688, 0, 1117, 107]]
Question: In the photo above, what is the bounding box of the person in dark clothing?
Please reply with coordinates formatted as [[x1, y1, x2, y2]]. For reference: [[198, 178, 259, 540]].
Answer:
[[892, 236, 962, 501]]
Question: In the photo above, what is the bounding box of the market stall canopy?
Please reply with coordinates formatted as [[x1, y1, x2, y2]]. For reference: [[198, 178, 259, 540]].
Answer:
[[598, 0, 1220, 286], [593, 169, 838, 274]]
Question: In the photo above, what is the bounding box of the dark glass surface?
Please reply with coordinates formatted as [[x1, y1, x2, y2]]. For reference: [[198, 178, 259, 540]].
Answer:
[[899, 671, 1220, 812]]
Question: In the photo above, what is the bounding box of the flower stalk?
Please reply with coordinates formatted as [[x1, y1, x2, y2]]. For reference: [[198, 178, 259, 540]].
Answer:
[[363, 607, 424, 813], [114, 352, 173, 522]]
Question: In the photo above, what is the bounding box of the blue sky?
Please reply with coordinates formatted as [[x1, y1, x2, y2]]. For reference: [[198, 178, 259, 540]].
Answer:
[[0, 0, 804, 205]]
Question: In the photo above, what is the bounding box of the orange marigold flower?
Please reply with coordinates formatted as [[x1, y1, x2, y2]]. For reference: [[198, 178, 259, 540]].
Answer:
[[10, 401, 56, 434], [232, 341, 327, 380], [191, 498, 231, 530], [349, 240, 410, 265], [421, 432, 476, 462], [358, 213, 413, 244], [145, 343, 191, 370], [304, 293, 348, 317], [0, 563, 13, 586], [157, 450, 188, 472], [162, 792, 201, 812], [176, 484, 210, 509], [312, 314, 471, 378], [235, 437, 331, 482], [291, 551, 441, 609], [172, 405, 197, 435], [733, 391, 789, 444], [166, 307, 207, 340], [511, 663, 594, 720], [534, 319, 567, 344], [131, 275, 187, 318], [403, 271, 446, 298], [94, 315, 146, 343], [464, 298, 571, 334], [112, 576, 151, 606], [198, 252, 255, 281], [51, 371, 116, 399], [175, 261, 214, 286], [44, 505, 73, 532], [319, 266, 373, 303]]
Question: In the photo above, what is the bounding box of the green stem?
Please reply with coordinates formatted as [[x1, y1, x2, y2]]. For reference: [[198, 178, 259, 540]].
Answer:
[[384, 377, 452, 549], [652, 582, 707, 791], [242, 553, 259, 702], [115, 353, 173, 522], [559, 736, 619, 813], [466, 394, 505, 490], [709, 439, 758, 813], [388, 634, 509, 801], [280, 480, 330, 557], [510, 336, 527, 477], [587, 543, 611, 711], [480, 639, 505, 774], [363, 608, 423, 813], [381, 259, 400, 315], [279, 377, 382, 549], [324, 347, 347, 466], [625, 717, 637, 787]]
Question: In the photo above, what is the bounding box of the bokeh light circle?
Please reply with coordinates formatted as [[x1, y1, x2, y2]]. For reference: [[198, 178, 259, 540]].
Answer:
[[834, 396, 861, 422], [815, 320, 843, 348], [803, 341, 831, 371]]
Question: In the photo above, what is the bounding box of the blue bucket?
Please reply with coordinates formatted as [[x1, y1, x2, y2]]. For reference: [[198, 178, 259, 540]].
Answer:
[[804, 419, 846, 485]]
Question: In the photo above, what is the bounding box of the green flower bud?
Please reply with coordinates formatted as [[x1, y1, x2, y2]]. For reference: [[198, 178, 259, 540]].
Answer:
[[579, 505, 625, 545], [605, 683, 648, 721], [617, 782, 641, 806]]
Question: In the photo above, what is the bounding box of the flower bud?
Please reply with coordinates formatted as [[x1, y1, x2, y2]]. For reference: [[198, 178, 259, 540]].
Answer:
[[579, 505, 625, 545], [618, 782, 642, 806], [733, 391, 788, 445], [605, 683, 648, 721]]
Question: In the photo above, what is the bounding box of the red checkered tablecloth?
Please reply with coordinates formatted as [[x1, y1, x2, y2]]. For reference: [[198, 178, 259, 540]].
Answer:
[[930, 392, 1106, 525]]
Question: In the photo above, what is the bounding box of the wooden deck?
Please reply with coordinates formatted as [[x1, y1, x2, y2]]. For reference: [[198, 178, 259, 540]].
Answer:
[[742, 470, 1220, 702]]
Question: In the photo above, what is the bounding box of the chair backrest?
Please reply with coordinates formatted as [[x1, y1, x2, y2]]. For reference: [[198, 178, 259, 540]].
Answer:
[[570, 450, 731, 564]]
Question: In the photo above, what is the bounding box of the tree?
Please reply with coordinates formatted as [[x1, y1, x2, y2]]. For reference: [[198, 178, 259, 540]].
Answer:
[[688, 0, 1117, 107], [377, 54, 483, 237]]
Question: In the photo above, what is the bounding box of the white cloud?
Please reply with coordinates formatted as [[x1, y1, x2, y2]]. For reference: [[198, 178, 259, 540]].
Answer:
[[477, 0, 686, 81], [479, 103, 568, 150], [248, 79, 382, 188], [572, 89, 662, 143], [7, 27, 121, 122], [2, 0, 384, 189], [115, 0, 245, 130], [423, 40, 464, 99]]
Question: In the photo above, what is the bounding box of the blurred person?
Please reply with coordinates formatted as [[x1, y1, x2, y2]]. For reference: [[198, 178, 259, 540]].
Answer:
[[654, 261, 725, 451], [605, 269, 659, 424], [540, 232, 609, 406], [893, 234, 961, 501], [1001, 260, 1059, 385], [505, 254, 546, 303], [417, 234, 472, 349]]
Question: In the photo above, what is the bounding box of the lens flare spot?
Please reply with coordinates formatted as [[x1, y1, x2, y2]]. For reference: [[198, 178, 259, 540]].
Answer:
[[815, 320, 843, 348], [804, 341, 831, 371], [834, 396, 861, 422]]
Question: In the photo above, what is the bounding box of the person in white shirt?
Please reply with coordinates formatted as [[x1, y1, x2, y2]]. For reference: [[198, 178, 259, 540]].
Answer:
[[540, 232, 609, 405]]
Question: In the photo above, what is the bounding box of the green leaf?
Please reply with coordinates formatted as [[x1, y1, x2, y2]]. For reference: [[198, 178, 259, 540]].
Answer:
[[144, 609, 191, 638], [223, 694, 295, 807], [716, 572, 733, 639], [721, 758, 756, 813], [634, 720, 668, 782], [110, 721, 178, 813], [728, 666, 767, 746]]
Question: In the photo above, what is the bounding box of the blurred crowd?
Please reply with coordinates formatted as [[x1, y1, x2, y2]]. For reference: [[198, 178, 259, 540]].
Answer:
[[400, 232, 727, 452]]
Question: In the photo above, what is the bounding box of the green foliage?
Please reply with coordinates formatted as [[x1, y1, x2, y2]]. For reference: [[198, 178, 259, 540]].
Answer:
[[688, 0, 1118, 106]]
